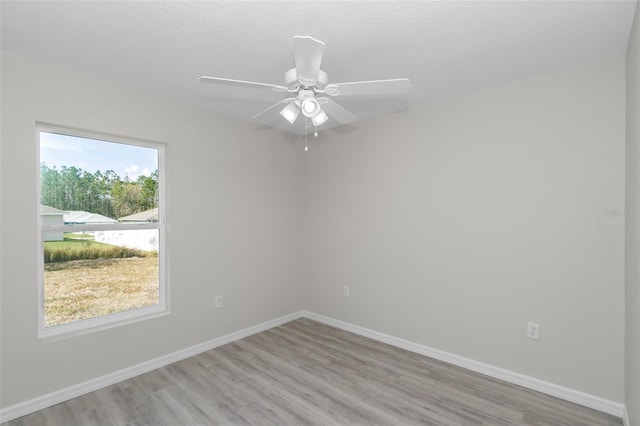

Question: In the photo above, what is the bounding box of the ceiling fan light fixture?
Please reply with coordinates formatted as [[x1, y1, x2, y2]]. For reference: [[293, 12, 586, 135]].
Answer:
[[311, 108, 328, 126], [280, 103, 300, 124], [301, 97, 321, 118]]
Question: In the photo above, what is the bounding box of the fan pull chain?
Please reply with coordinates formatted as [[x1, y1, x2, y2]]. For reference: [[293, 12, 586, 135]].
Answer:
[[303, 120, 319, 151]]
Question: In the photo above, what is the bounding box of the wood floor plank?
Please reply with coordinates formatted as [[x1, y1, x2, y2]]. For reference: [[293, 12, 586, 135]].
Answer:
[[3, 318, 623, 425]]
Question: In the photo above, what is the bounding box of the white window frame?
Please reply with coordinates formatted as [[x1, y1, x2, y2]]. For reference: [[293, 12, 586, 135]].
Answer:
[[36, 123, 168, 340]]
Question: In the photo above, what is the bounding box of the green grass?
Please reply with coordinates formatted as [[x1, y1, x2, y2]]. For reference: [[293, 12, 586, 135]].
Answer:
[[44, 234, 112, 251], [63, 233, 94, 239], [44, 233, 156, 263]]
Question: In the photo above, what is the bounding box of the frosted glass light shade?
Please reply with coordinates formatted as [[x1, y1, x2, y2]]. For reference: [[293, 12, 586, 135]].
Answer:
[[311, 108, 328, 126], [280, 103, 300, 124]]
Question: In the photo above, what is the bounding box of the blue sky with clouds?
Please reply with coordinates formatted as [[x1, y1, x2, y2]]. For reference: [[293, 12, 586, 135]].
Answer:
[[40, 132, 158, 180]]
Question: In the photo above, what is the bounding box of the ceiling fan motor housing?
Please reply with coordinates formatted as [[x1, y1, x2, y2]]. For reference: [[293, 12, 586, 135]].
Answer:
[[285, 67, 328, 90]]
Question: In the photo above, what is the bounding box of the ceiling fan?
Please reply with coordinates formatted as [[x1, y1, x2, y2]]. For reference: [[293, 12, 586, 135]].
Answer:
[[198, 36, 412, 137]]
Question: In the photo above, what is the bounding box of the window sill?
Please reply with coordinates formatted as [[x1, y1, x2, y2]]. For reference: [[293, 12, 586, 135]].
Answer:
[[38, 305, 169, 343]]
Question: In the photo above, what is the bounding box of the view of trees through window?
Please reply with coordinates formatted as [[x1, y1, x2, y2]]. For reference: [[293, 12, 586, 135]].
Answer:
[[40, 164, 158, 219], [39, 129, 163, 331]]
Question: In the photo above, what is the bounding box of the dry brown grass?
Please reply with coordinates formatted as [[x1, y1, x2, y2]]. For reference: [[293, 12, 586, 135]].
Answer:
[[44, 257, 159, 327]]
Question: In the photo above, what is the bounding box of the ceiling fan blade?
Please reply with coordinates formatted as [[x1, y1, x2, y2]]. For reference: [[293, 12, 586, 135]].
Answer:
[[318, 98, 358, 124], [198, 76, 289, 92], [252, 98, 296, 120], [325, 78, 412, 97], [294, 36, 325, 87]]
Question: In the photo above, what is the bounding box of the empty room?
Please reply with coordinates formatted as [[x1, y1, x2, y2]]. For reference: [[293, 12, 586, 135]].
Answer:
[[1, 1, 639, 425]]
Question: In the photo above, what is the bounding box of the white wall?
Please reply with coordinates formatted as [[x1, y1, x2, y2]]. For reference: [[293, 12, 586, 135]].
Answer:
[[0, 52, 306, 407], [304, 56, 626, 402], [626, 2, 640, 423], [95, 229, 160, 252]]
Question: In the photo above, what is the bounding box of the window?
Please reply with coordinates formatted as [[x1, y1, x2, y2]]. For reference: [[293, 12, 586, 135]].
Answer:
[[37, 123, 166, 338]]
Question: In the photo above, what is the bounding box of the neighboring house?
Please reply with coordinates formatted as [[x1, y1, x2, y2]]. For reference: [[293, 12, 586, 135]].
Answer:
[[40, 204, 66, 241], [63, 211, 118, 225], [119, 208, 158, 223], [94, 208, 160, 252]]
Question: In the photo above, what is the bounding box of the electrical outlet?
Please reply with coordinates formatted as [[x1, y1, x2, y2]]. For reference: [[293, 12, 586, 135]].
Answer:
[[215, 296, 223, 309], [527, 322, 540, 340], [343, 286, 350, 298]]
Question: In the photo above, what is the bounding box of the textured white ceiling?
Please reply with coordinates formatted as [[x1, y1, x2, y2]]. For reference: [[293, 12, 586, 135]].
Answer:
[[1, 1, 637, 135]]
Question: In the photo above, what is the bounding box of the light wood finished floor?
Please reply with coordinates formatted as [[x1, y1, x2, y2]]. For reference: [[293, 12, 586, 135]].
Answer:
[[5, 318, 622, 425]]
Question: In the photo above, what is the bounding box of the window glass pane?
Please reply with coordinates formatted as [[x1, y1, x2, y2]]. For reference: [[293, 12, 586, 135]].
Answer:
[[43, 231, 159, 327], [39, 129, 163, 331], [40, 131, 158, 223]]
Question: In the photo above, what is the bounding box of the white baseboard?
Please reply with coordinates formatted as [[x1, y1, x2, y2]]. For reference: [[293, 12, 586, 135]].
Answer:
[[0, 310, 627, 423], [624, 406, 631, 426], [302, 311, 626, 419], [0, 311, 305, 423]]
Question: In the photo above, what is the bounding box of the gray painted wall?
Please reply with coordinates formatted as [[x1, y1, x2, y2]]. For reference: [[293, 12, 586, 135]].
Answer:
[[0, 52, 306, 407], [626, 2, 640, 423], [0, 50, 629, 411], [304, 56, 626, 402]]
